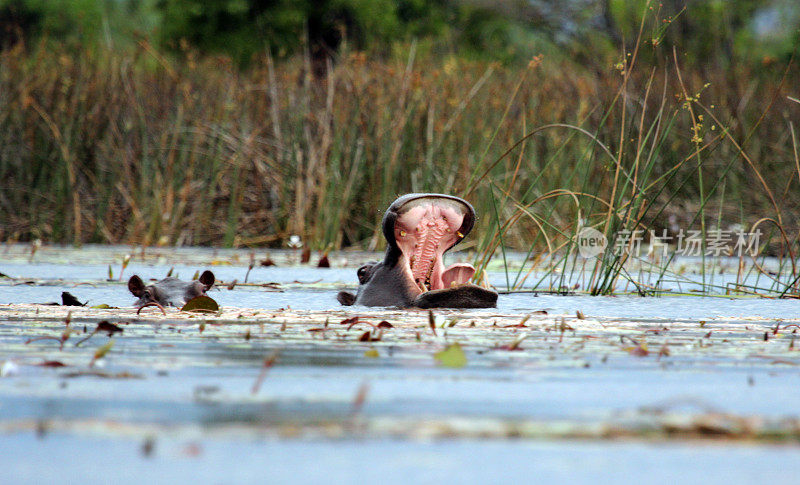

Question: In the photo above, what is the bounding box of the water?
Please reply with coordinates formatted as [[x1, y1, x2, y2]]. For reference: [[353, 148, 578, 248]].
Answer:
[[1, 244, 799, 483], [4, 434, 800, 485], [2, 260, 798, 320]]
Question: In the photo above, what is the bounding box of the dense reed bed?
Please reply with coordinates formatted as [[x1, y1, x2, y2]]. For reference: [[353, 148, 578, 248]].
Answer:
[[1, 24, 798, 294]]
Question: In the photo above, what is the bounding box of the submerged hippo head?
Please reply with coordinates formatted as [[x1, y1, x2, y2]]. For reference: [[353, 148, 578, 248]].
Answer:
[[338, 193, 497, 308], [128, 270, 216, 307]]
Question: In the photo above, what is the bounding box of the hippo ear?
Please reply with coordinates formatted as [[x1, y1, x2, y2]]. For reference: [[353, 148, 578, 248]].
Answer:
[[128, 275, 145, 297], [337, 291, 356, 306], [198, 270, 215, 290]]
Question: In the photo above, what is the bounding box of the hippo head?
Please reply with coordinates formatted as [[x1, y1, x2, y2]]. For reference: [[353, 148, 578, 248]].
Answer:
[[128, 270, 215, 307], [338, 193, 497, 308]]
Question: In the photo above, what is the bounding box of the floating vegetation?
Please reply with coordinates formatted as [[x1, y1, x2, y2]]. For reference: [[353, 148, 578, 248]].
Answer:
[[180, 296, 219, 313], [434, 342, 468, 368]]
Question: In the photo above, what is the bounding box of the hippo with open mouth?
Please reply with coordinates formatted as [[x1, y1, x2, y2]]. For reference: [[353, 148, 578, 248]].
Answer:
[[128, 270, 216, 308], [337, 193, 498, 308]]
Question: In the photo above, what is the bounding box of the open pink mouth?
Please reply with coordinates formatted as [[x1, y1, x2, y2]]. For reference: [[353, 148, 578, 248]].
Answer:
[[393, 197, 476, 292]]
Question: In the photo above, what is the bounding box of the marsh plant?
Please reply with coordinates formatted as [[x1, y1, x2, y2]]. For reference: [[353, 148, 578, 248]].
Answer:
[[468, 6, 800, 297], [0, 3, 798, 296]]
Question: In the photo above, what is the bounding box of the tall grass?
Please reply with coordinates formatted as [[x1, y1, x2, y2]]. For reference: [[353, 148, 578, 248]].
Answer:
[[467, 8, 800, 297], [0, 15, 798, 296]]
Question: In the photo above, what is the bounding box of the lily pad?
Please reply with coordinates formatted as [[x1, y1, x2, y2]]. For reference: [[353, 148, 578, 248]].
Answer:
[[181, 296, 220, 313], [434, 342, 467, 368]]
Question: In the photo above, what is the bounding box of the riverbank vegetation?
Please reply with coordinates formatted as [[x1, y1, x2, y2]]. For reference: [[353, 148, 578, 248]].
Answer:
[[1, 0, 798, 295]]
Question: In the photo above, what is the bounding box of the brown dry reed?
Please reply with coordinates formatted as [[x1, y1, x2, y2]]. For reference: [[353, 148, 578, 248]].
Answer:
[[0, 22, 799, 295]]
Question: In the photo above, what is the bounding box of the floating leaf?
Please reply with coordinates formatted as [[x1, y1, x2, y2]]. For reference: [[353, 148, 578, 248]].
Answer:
[[625, 343, 649, 357], [62, 292, 85, 306], [142, 437, 155, 457], [251, 351, 279, 394], [76, 320, 124, 346], [434, 342, 467, 368], [90, 303, 112, 309], [181, 296, 220, 313], [505, 332, 528, 351], [119, 254, 131, 280], [503, 314, 531, 328], [96, 321, 123, 336], [363, 349, 379, 358], [352, 381, 369, 414], [90, 340, 115, 367], [428, 310, 438, 336]]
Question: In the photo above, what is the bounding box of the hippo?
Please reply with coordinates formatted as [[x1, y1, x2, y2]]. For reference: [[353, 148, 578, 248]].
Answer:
[[337, 193, 498, 308], [128, 270, 216, 307]]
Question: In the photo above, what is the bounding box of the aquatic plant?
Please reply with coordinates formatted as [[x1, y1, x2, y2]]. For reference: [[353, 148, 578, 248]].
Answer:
[[468, 3, 800, 297], [0, 3, 797, 296]]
